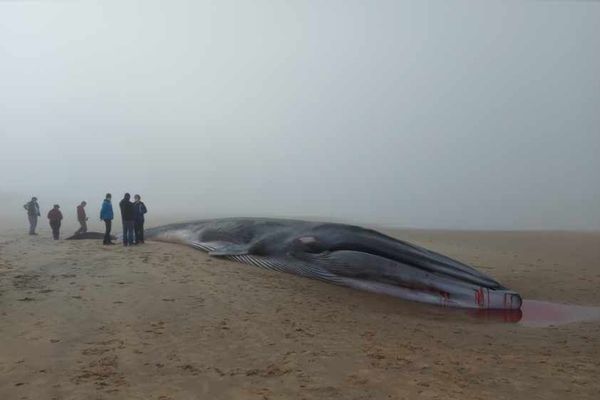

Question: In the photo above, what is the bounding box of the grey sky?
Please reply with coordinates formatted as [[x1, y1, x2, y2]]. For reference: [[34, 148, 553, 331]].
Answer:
[[1, 0, 599, 230]]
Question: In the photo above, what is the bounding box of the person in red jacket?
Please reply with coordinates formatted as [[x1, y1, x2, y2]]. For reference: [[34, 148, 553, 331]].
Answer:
[[75, 201, 88, 234], [47, 204, 63, 240]]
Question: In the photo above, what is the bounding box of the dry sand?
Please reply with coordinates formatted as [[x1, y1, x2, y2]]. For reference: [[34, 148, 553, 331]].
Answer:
[[1, 222, 599, 399]]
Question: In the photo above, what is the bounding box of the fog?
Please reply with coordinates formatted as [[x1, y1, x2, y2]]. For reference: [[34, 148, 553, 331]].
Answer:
[[1, 0, 599, 231]]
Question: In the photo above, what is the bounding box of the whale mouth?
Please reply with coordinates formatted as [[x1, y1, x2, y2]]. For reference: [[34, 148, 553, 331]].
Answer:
[[339, 276, 522, 310], [360, 282, 521, 310], [302, 249, 521, 310]]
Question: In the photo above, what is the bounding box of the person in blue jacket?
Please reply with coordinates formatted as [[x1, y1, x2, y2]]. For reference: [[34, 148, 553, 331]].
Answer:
[[100, 193, 115, 245], [133, 194, 148, 244]]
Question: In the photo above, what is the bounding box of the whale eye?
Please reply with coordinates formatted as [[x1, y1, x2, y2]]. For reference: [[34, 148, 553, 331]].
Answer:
[[298, 236, 317, 244]]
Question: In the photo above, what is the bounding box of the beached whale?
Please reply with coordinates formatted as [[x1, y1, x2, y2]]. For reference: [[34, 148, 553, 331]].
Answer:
[[66, 232, 117, 241], [144, 218, 522, 310]]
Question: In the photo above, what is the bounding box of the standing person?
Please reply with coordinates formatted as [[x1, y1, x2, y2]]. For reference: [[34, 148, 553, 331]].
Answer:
[[119, 193, 135, 247], [133, 194, 148, 244], [47, 204, 63, 240], [100, 193, 115, 245], [23, 196, 41, 235], [75, 201, 88, 234]]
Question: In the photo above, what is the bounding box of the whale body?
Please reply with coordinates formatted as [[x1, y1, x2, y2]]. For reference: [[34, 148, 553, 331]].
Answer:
[[144, 218, 522, 310]]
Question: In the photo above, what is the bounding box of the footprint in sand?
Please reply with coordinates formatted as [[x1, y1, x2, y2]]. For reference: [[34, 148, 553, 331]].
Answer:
[[178, 364, 202, 375], [145, 321, 166, 336], [73, 354, 127, 388]]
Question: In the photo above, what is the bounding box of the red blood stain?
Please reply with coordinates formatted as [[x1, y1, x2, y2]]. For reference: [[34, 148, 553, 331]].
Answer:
[[468, 308, 523, 323], [467, 300, 600, 327]]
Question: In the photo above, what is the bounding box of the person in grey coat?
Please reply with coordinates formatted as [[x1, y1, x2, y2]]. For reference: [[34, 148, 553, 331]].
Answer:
[[23, 196, 40, 235]]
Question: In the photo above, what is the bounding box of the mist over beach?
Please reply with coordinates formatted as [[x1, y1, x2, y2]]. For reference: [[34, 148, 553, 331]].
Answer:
[[1, 0, 599, 231]]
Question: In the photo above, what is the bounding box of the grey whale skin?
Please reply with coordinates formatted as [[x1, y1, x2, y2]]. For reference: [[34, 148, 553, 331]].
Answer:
[[66, 232, 117, 241], [144, 218, 522, 310]]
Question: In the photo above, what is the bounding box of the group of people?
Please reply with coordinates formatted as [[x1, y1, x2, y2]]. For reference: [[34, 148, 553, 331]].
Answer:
[[23, 193, 148, 246], [100, 193, 148, 246]]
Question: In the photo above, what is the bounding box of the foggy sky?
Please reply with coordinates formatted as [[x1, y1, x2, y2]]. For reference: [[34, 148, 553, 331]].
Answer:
[[1, 0, 599, 230]]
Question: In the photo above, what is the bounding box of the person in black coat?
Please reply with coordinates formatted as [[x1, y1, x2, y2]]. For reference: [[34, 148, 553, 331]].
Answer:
[[133, 194, 148, 244], [119, 193, 135, 247], [47, 204, 63, 240]]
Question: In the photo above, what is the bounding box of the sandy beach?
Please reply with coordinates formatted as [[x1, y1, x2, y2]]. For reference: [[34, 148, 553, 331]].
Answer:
[[1, 223, 599, 399]]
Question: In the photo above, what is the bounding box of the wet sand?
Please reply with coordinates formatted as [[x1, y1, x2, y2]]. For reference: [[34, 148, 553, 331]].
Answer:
[[1, 225, 599, 399]]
